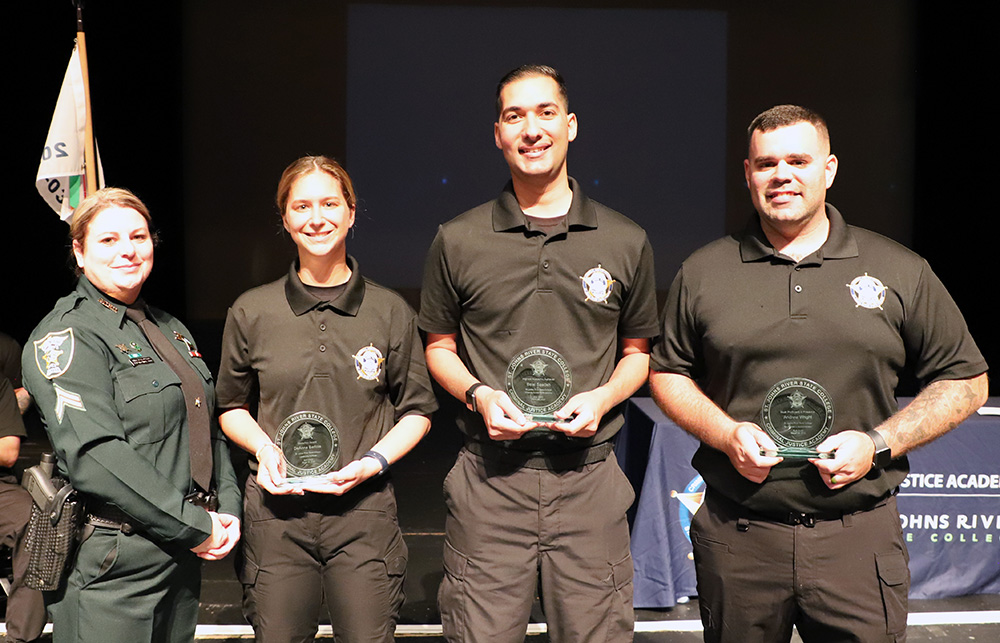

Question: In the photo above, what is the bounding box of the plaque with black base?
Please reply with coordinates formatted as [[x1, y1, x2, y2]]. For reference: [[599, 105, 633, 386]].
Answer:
[[759, 378, 835, 459], [274, 411, 341, 487]]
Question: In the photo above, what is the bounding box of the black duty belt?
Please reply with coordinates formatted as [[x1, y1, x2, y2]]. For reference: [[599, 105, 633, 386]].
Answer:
[[87, 503, 136, 535], [86, 489, 218, 535], [466, 439, 613, 470], [749, 499, 890, 528], [707, 488, 892, 530], [755, 510, 844, 528]]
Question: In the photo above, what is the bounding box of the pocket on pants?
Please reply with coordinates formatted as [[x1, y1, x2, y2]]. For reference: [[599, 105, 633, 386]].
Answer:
[[606, 551, 633, 592], [605, 455, 636, 512], [238, 551, 260, 587], [438, 540, 471, 642], [875, 550, 909, 636], [237, 536, 261, 628], [381, 535, 408, 623], [384, 536, 408, 578], [603, 552, 635, 642], [441, 448, 471, 513], [76, 529, 119, 589]]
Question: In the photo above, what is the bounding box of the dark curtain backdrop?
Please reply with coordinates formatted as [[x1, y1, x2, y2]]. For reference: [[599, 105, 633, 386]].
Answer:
[[6, 1, 994, 393]]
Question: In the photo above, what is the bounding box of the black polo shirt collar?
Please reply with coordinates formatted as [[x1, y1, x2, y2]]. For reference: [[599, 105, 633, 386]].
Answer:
[[75, 275, 130, 327], [739, 202, 859, 265], [284, 255, 366, 317], [492, 177, 599, 234]]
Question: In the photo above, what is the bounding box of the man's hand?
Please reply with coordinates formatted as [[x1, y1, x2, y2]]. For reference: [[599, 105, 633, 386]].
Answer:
[[811, 430, 876, 489], [650, 372, 782, 483], [810, 375, 988, 490], [723, 422, 783, 483], [549, 388, 614, 438], [476, 386, 540, 440]]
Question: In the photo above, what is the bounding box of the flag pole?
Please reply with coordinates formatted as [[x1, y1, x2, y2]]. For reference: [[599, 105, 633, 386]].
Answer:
[[75, 0, 98, 196]]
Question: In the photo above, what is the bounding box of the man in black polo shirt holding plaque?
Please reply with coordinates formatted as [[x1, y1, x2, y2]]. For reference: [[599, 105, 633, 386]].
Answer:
[[420, 64, 658, 642], [649, 104, 989, 642]]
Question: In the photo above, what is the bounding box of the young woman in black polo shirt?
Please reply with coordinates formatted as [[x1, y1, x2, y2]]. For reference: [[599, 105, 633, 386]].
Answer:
[[216, 156, 436, 643]]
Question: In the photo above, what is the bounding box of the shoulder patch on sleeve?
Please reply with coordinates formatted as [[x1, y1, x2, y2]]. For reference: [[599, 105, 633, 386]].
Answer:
[[33, 328, 77, 379]]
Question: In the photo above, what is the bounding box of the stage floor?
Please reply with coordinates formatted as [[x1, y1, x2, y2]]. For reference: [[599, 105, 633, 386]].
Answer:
[[5, 412, 999, 641]]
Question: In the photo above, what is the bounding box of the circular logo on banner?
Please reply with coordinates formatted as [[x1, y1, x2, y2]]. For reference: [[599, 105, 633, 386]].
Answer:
[[672, 474, 706, 548]]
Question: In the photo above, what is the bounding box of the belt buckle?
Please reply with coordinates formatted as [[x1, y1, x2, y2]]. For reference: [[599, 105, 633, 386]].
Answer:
[[788, 511, 816, 528], [86, 513, 134, 535], [185, 490, 219, 512]]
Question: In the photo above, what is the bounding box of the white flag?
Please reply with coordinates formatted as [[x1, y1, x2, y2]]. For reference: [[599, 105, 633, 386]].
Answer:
[[35, 44, 104, 222]]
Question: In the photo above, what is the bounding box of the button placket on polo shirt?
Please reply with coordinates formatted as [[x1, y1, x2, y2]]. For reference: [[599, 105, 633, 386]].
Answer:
[[790, 265, 808, 319], [310, 307, 336, 387], [316, 308, 330, 356], [536, 234, 555, 292]]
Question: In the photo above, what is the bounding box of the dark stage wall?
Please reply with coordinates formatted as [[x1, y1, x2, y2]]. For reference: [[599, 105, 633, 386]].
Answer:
[[5, 1, 995, 393]]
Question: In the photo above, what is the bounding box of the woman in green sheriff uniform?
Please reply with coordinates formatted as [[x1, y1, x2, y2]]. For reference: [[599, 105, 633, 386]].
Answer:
[[22, 188, 241, 643]]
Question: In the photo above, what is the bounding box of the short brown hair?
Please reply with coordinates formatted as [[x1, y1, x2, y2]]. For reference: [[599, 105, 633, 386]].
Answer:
[[276, 156, 357, 214], [747, 104, 830, 148]]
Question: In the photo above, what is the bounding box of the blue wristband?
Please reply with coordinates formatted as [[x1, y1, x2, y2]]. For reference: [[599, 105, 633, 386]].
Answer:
[[362, 450, 389, 474]]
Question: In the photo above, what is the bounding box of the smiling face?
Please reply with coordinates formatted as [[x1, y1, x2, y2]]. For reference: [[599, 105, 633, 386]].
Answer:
[[744, 120, 838, 236], [73, 207, 154, 304], [494, 74, 578, 186], [282, 170, 355, 261]]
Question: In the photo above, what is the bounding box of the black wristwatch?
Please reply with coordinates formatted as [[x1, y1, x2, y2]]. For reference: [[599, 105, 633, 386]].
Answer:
[[465, 382, 487, 413], [866, 429, 892, 469]]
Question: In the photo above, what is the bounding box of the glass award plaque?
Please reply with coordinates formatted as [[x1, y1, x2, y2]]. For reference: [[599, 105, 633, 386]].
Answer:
[[274, 411, 341, 484], [505, 347, 573, 423], [759, 378, 835, 459]]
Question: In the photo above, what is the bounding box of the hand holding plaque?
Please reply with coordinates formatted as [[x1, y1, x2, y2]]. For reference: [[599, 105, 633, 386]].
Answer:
[[505, 347, 574, 427], [759, 378, 836, 459], [273, 411, 341, 487]]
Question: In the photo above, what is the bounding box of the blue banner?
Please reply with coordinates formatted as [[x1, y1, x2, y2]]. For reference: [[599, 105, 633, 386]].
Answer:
[[898, 400, 1000, 598], [621, 398, 1000, 606]]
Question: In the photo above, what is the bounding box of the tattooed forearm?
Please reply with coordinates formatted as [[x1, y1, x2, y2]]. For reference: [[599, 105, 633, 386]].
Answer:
[[877, 373, 989, 456]]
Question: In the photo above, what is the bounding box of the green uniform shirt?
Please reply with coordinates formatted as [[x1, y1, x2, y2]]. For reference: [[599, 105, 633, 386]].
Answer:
[[22, 277, 240, 549]]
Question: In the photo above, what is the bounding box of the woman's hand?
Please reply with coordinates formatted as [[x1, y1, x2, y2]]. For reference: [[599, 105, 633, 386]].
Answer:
[[298, 457, 383, 495], [191, 511, 241, 560], [255, 443, 304, 495]]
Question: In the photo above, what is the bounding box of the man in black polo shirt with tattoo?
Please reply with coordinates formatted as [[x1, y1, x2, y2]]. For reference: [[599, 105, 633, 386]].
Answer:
[[419, 64, 658, 642], [649, 104, 989, 642]]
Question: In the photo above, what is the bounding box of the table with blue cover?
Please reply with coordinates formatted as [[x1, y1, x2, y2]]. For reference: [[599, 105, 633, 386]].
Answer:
[[616, 397, 1000, 608]]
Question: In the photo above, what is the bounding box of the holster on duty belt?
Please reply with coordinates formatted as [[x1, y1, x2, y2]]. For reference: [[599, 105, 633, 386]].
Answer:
[[21, 453, 86, 591]]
